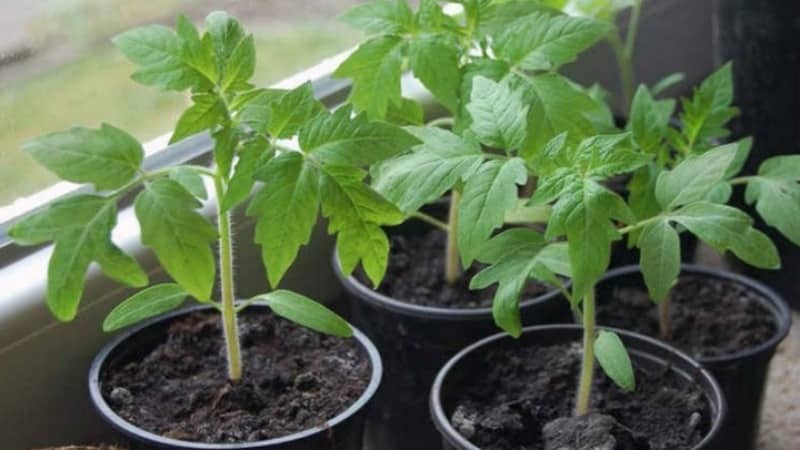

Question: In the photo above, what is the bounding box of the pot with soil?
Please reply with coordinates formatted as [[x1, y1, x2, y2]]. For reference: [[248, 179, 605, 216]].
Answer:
[[333, 209, 570, 450], [89, 305, 382, 450], [594, 264, 791, 450], [431, 324, 726, 450]]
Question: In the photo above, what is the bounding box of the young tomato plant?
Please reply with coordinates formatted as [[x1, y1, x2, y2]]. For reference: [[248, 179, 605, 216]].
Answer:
[[337, 0, 613, 285], [625, 63, 787, 340], [10, 12, 418, 382]]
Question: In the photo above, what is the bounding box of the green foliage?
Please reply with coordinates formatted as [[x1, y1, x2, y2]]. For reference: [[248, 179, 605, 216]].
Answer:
[[257, 290, 353, 338], [746, 156, 800, 246], [103, 284, 189, 331], [466, 77, 529, 150], [594, 330, 635, 391]]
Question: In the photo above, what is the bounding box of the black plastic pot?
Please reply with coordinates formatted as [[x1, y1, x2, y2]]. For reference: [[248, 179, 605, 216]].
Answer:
[[333, 227, 571, 449], [430, 324, 726, 450], [595, 265, 792, 450], [88, 304, 382, 450]]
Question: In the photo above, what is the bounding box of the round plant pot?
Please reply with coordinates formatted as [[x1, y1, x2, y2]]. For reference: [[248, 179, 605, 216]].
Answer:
[[594, 265, 792, 450], [430, 325, 726, 450], [89, 305, 382, 450], [333, 241, 570, 449]]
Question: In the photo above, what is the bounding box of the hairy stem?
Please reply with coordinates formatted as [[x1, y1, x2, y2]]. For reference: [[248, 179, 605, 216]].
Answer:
[[411, 211, 450, 231], [445, 191, 462, 286], [575, 288, 596, 416], [215, 176, 243, 382], [659, 293, 672, 341]]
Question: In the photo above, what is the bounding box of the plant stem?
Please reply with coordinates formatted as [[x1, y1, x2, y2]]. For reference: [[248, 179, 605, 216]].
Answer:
[[659, 293, 672, 341], [411, 211, 450, 231], [215, 176, 243, 382], [445, 191, 462, 286], [609, 34, 634, 115], [729, 175, 757, 185], [427, 116, 455, 128], [575, 287, 596, 416]]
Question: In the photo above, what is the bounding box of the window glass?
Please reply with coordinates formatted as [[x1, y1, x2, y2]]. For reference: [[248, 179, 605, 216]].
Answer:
[[0, 0, 361, 215]]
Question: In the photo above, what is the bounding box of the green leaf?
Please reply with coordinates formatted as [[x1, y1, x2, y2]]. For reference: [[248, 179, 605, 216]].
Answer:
[[169, 166, 208, 200], [339, 0, 414, 36], [103, 284, 189, 332], [170, 93, 226, 144], [23, 123, 143, 190], [212, 126, 238, 178], [678, 62, 738, 151], [246, 152, 320, 287], [261, 290, 353, 337], [237, 88, 287, 134], [373, 126, 484, 213], [458, 158, 528, 266], [408, 35, 461, 112], [267, 82, 325, 138], [630, 85, 675, 153], [221, 34, 255, 91], [417, 0, 459, 31], [548, 0, 635, 21], [467, 76, 529, 149], [456, 59, 510, 133], [299, 106, 420, 166], [221, 138, 274, 212], [175, 15, 218, 84], [655, 143, 738, 209], [205, 11, 251, 87], [495, 12, 611, 71], [135, 179, 217, 300], [594, 330, 635, 392], [8, 195, 144, 320], [320, 165, 404, 286], [385, 97, 425, 125], [113, 24, 210, 91], [746, 155, 800, 246], [637, 219, 680, 302], [334, 35, 405, 119], [651, 72, 685, 96], [470, 229, 548, 337], [579, 133, 648, 178]]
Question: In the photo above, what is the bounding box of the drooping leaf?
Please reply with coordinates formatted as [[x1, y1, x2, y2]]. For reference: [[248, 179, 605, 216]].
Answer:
[[260, 290, 353, 337], [458, 158, 528, 266], [23, 124, 143, 190], [103, 284, 189, 331], [246, 152, 320, 287], [135, 179, 217, 300], [467, 76, 529, 150], [595, 330, 635, 392], [372, 126, 484, 213], [746, 155, 800, 246]]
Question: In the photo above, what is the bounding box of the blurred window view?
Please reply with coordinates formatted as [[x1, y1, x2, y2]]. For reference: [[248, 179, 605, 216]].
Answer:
[[0, 0, 361, 217]]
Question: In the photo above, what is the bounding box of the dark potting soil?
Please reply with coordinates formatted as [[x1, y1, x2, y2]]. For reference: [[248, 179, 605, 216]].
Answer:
[[362, 228, 552, 308], [597, 275, 776, 359], [450, 342, 710, 450], [101, 311, 370, 443]]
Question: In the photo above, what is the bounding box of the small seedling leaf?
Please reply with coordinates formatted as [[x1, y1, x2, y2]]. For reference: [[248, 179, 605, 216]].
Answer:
[[103, 284, 189, 332], [594, 330, 635, 392], [262, 290, 353, 337]]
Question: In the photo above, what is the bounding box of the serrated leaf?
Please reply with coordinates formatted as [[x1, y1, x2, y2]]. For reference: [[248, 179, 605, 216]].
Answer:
[[655, 143, 738, 209], [170, 93, 226, 144], [299, 106, 419, 166], [385, 97, 425, 125], [458, 158, 528, 266], [103, 284, 188, 332], [417, 0, 459, 31], [470, 228, 548, 337], [237, 88, 288, 134], [467, 77, 529, 149], [260, 290, 352, 337], [212, 126, 238, 178], [630, 85, 675, 153], [8, 195, 141, 320], [169, 166, 208, 200], [221, 138, 274, 212], [175, 15, 218, 84], [456, 58, 510, 133], [579, 133, 648, 178], [320, 166, 404, 286], [495, 12, 611, 71], [333, 35, 405, 119], [339, 0, 414, 35], [746, 155, 800, 246], [267, 82, 325, 138], [205, 11, 248, 81], [595, 330, 635, 392], [408, 35, 461, 112], [637, 219, 680, 302], [678, 62, 738, 151], [246, 152, 320, 287], [373, 126, 484, 213], [23, 123, 143, 190], [135, 179, 217, 300], [221, 34, 255, 91]]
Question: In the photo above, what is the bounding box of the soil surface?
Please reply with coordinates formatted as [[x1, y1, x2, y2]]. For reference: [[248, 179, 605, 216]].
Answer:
[[449, 342, 710, 450], [101, 310, 370, 443], [597, 276, 776, 359], [364, 228, 553, 308]]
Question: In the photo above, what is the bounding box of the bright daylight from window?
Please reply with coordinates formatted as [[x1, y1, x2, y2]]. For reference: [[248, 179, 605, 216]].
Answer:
[[0, 1, 798, 450]]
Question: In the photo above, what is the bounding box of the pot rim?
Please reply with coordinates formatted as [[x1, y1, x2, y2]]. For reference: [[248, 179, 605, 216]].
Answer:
[[332, 249, 565, 320], [88, 303, 383, 449], [429, 324, 726, 450], [601, 264, 792, 365]]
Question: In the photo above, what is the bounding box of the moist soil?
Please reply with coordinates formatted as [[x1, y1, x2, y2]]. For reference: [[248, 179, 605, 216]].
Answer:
[[450, 342, 710, 450], [597, 275, 777, 359], [101, 310, 370, 443], [361, 228, 552, 308]]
